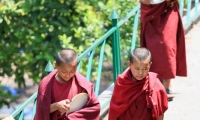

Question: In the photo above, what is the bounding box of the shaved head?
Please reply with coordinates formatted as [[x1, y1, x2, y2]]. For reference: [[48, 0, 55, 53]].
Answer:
[[129, 47, 152, 63], [55, 48, 78, 65]]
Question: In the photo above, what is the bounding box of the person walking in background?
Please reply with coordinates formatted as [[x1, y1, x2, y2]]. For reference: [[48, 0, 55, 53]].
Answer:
[[109, 47, 168, 120], [139, 0, 187, 101], [34, 48, 100, 120]]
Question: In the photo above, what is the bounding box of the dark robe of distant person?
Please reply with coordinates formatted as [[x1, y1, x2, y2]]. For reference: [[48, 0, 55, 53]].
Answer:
[[140, 0, 187, 98]]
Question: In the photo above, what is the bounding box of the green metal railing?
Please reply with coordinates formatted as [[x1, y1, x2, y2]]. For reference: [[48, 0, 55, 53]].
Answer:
[[180, 0, 200, 29], [9, 1, 200, 119]]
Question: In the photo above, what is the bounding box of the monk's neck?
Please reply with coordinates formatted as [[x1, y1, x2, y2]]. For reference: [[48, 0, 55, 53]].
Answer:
[[55, 73, 72, 83], [131, 75, 140, 82]]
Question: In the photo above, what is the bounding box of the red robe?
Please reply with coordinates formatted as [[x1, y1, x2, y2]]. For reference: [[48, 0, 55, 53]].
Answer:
[[108, 69, 168, 120], [140, 0, 187, 79], [34, 70, 100, 120], [51, 75, 87, 119]]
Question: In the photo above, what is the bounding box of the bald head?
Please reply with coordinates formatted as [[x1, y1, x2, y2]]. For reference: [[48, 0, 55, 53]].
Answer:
[[55, 48, 78, 66], [129, 47, 152, 64]]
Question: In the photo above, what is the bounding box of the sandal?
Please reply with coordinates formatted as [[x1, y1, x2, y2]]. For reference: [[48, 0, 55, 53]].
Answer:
[[166, 88, 174, 101]]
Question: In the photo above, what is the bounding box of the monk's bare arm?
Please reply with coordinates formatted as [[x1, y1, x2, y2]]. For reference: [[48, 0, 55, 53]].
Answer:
[[139, 0, 150, 5], [139, 0, 170, 4], [50, 102, 58, 113], [158, 114, 164, 120], [50, 99, 70, 113]]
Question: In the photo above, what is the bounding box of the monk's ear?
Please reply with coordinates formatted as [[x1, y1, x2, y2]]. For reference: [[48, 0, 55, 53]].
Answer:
[[54, 62, 58, 69], [149, 62, 152, 66], [127, 61, 131, 67]]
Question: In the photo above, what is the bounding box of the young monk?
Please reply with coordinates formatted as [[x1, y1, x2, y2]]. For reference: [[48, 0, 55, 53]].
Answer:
[[109, 47, 168, 120], [34, 48, 100, 120]]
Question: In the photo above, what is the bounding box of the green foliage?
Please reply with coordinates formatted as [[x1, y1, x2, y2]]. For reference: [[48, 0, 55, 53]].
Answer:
[[0, 85, 15, 108], [0, 0, 139, 107]]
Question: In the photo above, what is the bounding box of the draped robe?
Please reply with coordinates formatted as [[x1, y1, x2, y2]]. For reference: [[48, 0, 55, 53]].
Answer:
[[108, 69, 168, 120], [140, 0, 187, 79], [34, 69, 100, 120]]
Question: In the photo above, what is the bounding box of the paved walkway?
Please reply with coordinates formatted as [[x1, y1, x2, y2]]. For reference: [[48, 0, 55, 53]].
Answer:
[[164, 20, 200, 120]]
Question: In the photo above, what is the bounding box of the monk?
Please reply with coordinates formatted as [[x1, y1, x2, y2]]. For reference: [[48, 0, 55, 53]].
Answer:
[[109, 47, 168, 120], [139, 0, 187, 100], [34, 48, 100, 120]]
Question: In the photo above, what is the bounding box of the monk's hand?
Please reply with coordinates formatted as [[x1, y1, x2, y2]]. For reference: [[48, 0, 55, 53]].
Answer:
[[57, 99, 71, 113], [139, 0, 150, 5]]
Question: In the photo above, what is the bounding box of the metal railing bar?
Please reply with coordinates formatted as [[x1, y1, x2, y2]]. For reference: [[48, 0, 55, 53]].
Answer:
[[86, 50, 95, 81], [179, 0, 184, 17], [78, 28, 115, 60], [18, 111, 24, 120], [31, 100, 37, 120], [11, 92, 38, 117], [186, 0, 192, 22], [117, 4, 140, 28], [95, 40, 106, 96], [131, 10, 140, 52]]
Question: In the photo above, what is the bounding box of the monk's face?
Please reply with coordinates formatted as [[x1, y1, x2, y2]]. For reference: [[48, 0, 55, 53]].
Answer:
[[128, 59, 151, 81], [55, 62, 77, 82]]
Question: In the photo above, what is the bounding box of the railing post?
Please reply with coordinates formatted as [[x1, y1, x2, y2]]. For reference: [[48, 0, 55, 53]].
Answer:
[[186, 0, 192, 22], [111, 10, 121, 83], [194, 0, 199, 14], [44, 60, 54, 73], [179, 0, 184, 17]]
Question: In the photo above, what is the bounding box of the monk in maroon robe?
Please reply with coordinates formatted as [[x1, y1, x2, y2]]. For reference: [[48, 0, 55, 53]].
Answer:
[[109, 48, 168, 120], [34, 48, 100, 120], [139, 0, 187, 99]]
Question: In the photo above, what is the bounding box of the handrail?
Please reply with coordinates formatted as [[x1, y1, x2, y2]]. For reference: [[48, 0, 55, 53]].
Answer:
[[10, 92, 37, 117], [8, 0, 200, 119], [183, 0, 200, 30]]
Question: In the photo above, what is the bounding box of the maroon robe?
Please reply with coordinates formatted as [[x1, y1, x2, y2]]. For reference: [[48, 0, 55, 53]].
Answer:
[[140, 0, 187, 79], [51, 76, 87, 119], [34, 69, 100, 120], [108, 69, 168, 120]]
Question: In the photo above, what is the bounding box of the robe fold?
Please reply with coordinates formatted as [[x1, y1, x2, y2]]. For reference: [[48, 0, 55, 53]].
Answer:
[[34, 69, 100, 120], [108, 69, 168, 120], [140, 0, 187, 79]]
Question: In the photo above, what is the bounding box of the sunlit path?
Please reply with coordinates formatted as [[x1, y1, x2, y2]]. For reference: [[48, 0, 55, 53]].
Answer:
[[164, 20, 200, 120]]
